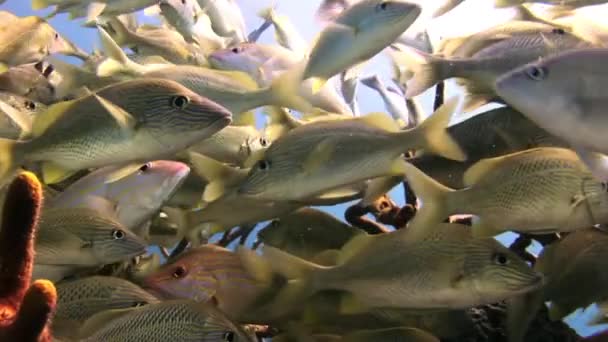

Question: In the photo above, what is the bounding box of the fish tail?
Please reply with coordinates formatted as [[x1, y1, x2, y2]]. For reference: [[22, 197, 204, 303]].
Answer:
[[240, 246, 322, 316], [0, 138, 21, 184], [392, 47, 448, 98], [401, 162, 454, 234], [506, 290, 544, 342], [267, 64, 314, 114], [31, 0, 51, 10], [96, 25, 143, 77], [408, 97, 466, 161], [360, 75, 384, 92], [257, 5, 276, 22]]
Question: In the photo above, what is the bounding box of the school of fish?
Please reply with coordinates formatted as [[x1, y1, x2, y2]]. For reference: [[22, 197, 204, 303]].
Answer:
[[1, 0, 608, 340]]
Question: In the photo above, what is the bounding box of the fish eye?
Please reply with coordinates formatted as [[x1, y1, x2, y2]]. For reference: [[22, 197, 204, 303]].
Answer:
[[376, 1, 389, 11], [525, 66, 547, 81], [492, 252, 510, 266], [602, 182, 608, 192], [131, 301, 146, 307], [259, 137, 270, 147], [551, 28, 565, 35], [24, 101, 36, 110], [379, 201, 389, 210], [139, 163, 151, 172], [172, 265, 187, 278], [54, 32, 59, 39], [223, 332, 235, 342], [181, 0, 185, 3], [270, 219, 280, 227], [257, 160, 270, 171], [171, 95, 189, 109], [231, 47, 241, 54], [112, 229, 125, 240]]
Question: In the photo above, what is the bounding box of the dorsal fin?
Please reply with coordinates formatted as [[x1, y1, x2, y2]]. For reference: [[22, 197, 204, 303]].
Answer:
[[357, 112, 399, 132]]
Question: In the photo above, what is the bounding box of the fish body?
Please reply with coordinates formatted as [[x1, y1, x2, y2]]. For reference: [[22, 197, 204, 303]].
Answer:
[[53, 275, 159, 338], [0, 78, 231, 184], [411, 106, 566, 188], [302, 0, 421, 89], [242, 223, 541, 315], [142, 245, 269, 319], [50, 161, 190, 233], [80, 299, 253, 341], [404, 147, 608, 237], [159, 0, 202, 44], [535, 228, 608, 320], [495, 48, 608, 180], [237, 99, 465, 201], [196, 0, 247, 43], [33, 208, 147, 282]]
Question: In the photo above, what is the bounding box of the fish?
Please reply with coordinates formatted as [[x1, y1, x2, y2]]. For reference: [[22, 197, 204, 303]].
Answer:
[[495, 48, 608, 181], [340, 71, 360, 116], [0, 62, 56, 104], [258, 208, 366, 261], [53, 276, 159, 338], [257, 6, 308, 56], [49, 161, 190, 235], [494, 0, 608, 12], [0, 15, 86, 66], [208, 42, 352, 115], [0, 91, 48, 140], [436, 21, 570, 58], [0, 92, 47, 121], [34, 0, 160, 23], [142, 244, 271, 320], [399, 29, 591, 111], [300, 0, 422, 92], [236, 98, 466, 202], [196, 0, 248, 43], [402, 147, 608, 237], [590, 301, 608, 325], [0, 78, 232, 184], [96, 27, 312, 120], [238, 223, 542, 316], [535, 228, 608, 320], [181, 152, 302, 243], [33, 208, 147, 282], [164, 170, 208, 209], [104, 18, 207, 65], [410, 106, 566, 188], [273, 327, 440, 342], [158, 0, 202, 44], [79, 299, 254, 341], [188, 125, 271, 168], [361, 75, 409, 127]]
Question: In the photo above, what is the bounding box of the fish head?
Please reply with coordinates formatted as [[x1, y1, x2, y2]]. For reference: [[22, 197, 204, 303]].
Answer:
[[90, 225, 147, 264], [109, 161, 190, 227], [100, 78, 232, 137], [142, 249, 218, 302], [237, 154, 292, 200], [495, 56, 579, 131], [343, 0, 421, 39], [258, 219, 286, 247], [241, 134, 271, 164], [208, 43, 268, 76], [460, 239, 543, 301], [0, 64, 55, 104]]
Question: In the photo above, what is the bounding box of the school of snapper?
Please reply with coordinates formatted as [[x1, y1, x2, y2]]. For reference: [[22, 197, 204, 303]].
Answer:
[[2, 0, 608, 340]]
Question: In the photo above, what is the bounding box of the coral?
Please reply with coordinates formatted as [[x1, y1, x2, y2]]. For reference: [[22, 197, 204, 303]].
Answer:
[[0, 172, 57, 342]]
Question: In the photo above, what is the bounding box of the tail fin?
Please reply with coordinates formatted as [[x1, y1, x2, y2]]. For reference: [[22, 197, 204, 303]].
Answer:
[[360, 75, 384, 92], [188, 152, 247, 202], [0, 138, 20, 185], [96, 25, 145, 77], [401, 162, 454, 238], [266, 63, 314, 114], [494, 0, 524, 8], [241, 246, 323, 317], [31, 0, 51, 10], [391, 47, 447, 98], [257, 5, 276, 22], [406, 97, 466, 161]]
